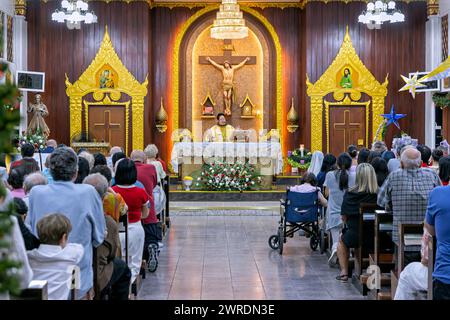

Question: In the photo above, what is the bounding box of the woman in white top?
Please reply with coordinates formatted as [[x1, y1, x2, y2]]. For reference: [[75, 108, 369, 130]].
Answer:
[[144, 144, 166, 183]]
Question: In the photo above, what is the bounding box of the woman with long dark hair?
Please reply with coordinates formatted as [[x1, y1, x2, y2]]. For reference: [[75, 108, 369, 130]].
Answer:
[[324, 153, 356, 266], [371, 157, 389, 187], [317, 154, 337, 188], [438, 156, 450, 186]]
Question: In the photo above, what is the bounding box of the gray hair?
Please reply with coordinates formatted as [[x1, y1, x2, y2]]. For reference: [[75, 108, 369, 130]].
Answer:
[[109, 146, 123, 156], [23, 172, 48, 194], [144, 144, 158, 159], [83, 173, 109, 199], [371, 140, 387, 153], [400, 147, 421, 169], [46, 139, 57, 148], [50, 147, 78, 181], [79, 151, 95, 171], [130, 150, 146, 163]]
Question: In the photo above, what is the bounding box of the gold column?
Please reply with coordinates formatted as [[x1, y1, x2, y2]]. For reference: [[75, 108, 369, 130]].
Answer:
[[69, 96, 83, 142], [310, 96, 323, 152], [132, 97, 145, 151], [372, 96, 385, 142], [427, 0, 439, 16], [15, 0, 26, 16]]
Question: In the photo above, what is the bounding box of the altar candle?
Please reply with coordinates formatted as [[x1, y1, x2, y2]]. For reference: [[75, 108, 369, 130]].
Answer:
[[300, 144, 304, 157]]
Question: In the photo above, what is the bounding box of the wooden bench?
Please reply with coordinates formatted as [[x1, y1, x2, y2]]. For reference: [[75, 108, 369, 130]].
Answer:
[[352, 203, 380, 295], [13, 280, 48, 300], [390, 222, 424, 300]]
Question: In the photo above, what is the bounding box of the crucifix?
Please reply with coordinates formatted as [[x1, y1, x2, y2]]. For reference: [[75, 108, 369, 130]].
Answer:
[[199, 39, 256, 116], [333, 110, 362, 148], [94, 110, 121, 143]]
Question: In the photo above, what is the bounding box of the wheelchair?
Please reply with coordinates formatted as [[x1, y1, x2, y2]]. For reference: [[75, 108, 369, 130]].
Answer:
[[268, 189, 323, 255]]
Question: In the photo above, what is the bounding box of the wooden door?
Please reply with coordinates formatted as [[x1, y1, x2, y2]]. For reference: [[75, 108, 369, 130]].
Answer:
[[88, 105, 126, 151], [329, 106, 366, 156]]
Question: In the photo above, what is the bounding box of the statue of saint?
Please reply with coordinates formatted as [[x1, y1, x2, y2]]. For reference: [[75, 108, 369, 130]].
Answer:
[[339, 68, 353, 88], [206, 56, 250, 116], [27, 94, 50, 137], [100, 69, 114, 88], [204, 113, 235, 142]]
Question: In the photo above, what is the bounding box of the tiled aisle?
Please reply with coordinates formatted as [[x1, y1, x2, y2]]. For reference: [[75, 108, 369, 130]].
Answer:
[[138, 215, 364, 300]]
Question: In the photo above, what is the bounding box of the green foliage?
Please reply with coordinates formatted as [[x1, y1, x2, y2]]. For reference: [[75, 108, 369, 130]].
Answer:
[[287, 148, 312, 170], [0, 58, 22, 295], [432, 92, 450, 109]]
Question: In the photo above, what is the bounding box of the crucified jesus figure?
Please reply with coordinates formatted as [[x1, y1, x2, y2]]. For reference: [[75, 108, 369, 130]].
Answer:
[[206, 56, 250, 116]]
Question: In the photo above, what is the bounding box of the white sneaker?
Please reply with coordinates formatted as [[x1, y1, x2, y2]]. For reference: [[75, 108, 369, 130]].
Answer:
[[158, 242, 164, 248], [328, 248, 337, 266]]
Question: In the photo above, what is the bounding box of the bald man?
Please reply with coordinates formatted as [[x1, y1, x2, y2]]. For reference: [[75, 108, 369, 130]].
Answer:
[[378, 147, 441, 254]]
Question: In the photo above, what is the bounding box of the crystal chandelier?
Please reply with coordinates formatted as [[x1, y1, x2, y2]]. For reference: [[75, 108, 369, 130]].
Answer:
[[358, 1, 405, 29], [52, 0, 97, 30], [211, 0, 248, 40]]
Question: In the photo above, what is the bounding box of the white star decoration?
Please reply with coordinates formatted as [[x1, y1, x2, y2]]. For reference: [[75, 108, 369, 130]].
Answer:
[[399, 72, 427, 99]]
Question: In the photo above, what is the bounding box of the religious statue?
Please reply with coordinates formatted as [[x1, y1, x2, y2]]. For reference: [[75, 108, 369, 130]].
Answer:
[[27, 94, 50, 137], [99, 69, 114, 88], [339, 67, 353, 88], [206, 56, 250, 116], [204, 113, 235, 142]]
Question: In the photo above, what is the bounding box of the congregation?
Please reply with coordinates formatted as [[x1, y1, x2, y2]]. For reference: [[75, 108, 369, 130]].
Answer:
[[1, 136, 450, 300]]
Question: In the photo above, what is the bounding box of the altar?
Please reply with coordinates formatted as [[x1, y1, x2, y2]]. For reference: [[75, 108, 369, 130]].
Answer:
[[171, 142, 283, 190]]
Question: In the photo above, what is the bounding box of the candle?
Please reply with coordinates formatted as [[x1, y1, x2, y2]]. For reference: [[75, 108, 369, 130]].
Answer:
[[300, 144, 304, 157]]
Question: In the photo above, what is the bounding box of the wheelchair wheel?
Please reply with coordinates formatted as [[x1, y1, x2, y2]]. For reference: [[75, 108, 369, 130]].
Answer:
[[278, 226, 284, 255], [268, 235, 279, 250], [319, 228, 327, 254], [310, 235, 319, 251]]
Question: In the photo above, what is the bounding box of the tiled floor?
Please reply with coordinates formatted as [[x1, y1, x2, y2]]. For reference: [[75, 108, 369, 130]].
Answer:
[[138, 215, 364, 300]]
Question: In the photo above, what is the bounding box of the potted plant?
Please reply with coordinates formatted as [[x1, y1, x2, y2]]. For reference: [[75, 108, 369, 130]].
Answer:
[[287, 147, 312, 174]]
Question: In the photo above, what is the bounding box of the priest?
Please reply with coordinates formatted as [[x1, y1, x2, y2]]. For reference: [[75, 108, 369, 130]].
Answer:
[[204, 113, 235, 142]]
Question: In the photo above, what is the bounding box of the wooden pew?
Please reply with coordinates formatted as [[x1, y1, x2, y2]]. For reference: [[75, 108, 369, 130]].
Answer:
[[164, 175, 170, 228], [13, 280, 48, 300], [390, 222, 424, 300], [352, 203, 379, 295], [428, 235, 436, 300], [367, 210, 394, 300]]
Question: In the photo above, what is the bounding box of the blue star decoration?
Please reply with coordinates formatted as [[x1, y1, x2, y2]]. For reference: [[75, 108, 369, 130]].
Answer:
[[381, 105, 407, 130]]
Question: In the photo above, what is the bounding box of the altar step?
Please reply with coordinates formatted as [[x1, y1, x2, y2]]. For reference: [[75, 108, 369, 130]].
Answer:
[[169, 188, 285, 202], [170, 201, 279, 216]]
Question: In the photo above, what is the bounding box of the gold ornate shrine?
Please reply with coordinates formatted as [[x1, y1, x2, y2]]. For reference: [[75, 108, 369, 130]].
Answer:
[[65, 26, 148, 154], [306, 27, 388, 152]]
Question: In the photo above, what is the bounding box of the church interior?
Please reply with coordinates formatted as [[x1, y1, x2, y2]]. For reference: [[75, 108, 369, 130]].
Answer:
[[1, 0, 450, 303]]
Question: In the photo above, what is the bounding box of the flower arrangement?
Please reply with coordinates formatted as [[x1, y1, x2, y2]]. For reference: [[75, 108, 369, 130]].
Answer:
[[17, 129, 47, 152], [194, 161, 262, 191], [287, 147, 312, 170]]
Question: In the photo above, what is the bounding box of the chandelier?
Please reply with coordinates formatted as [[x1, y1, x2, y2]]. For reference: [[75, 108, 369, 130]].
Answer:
[[52, 0, 97, 30], [358, 1, 405, 29], [211, 0, 248, 39]]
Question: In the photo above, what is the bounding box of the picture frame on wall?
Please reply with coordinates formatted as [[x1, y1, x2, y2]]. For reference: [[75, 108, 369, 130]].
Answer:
[[409, 72, 441, 92], [442, 77, 450, 92]]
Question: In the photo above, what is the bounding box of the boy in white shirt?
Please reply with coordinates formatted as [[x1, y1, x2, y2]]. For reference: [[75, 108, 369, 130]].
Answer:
[[27, 213, 84, 300]]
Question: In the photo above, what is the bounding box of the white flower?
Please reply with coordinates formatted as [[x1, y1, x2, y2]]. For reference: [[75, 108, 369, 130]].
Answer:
[[39, 139, 43, 143], [208, 180, 212, 183], [196, 183, 199, 186], [197, 177, 201, 181], [245, 178, 249, 182], [251, 181, 255, 185], [201, 172, 204, 176]]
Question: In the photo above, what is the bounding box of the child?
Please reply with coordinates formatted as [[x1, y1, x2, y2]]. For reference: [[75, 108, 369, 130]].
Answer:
[[27, 213, 84, 300]]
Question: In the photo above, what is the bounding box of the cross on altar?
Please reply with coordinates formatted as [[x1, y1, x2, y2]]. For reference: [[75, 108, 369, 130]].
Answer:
[[94, 110, 121, 143], [199, 39, 256, 65], [333, 110, 361, 148]]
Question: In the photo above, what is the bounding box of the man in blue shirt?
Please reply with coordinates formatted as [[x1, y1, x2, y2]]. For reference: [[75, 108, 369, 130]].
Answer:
[[27, 147, 105, 299], [426, 182, 450, 300]]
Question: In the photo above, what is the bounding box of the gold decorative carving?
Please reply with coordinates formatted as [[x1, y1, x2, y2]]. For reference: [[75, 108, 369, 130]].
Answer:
[[66, 26, 148, 152], [427, 0, 439, 16], [239, 93, 255, 117], [287, 97, 299, 133], [172, 5, 283, 151], [15, 0, 26, 16], [306, 27, 388, 152], [156, 97, 169, 133]]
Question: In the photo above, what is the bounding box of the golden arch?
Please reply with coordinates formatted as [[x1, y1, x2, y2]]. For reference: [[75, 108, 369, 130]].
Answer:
[[306, 27, 388, 152], [66, 26, 148, 152], [172, 5, 283, 151]]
